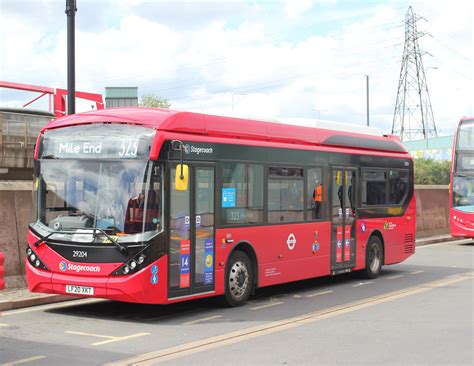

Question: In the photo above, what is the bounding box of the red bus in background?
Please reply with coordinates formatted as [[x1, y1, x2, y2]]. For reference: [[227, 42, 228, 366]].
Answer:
[[450, 117, 474, 237], [26, 108, 416, 306]]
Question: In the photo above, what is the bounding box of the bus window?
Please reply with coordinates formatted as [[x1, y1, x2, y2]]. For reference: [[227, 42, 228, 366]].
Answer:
[[307, 167, 323, 220], [362, 170, 387, 206], [268, 167, 304, 223], [388, 170, 408, 205], [221, 163, 263, 225]]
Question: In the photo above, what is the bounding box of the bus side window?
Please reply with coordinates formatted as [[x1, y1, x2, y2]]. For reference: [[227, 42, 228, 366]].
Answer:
[[221, 163, 264, 225], [268, 167, 304, 223], [388, 170, 408, 205], [362, 170, 387, 206], [307, 167, 323, 220]]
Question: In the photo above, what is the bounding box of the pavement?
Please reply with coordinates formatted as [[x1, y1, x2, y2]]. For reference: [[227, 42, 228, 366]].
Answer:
[[0, 234, 471, 312]]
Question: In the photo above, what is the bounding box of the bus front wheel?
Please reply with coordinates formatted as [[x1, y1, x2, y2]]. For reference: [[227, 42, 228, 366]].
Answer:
[[224, 250, 253, 307], [362, 236, 383, 279]]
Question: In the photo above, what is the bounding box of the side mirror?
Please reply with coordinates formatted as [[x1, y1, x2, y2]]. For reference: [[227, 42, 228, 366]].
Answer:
[[175, 164, 189, 191]]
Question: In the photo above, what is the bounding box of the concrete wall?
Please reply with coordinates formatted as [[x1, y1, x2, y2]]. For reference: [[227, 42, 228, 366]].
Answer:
[[0, 146, 35, 169], [415, 185, 450, 237], [0, 183, 451, 288], [0, 181, 33, 288]]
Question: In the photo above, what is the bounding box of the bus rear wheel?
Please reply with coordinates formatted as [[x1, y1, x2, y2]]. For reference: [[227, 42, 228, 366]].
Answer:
[[224, 251, 253, 307], [362, 236, 383, 279]]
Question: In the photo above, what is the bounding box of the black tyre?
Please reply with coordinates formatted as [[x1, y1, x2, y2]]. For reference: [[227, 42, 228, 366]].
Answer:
[[362, 236, 383, 279], [224, 251, 253, 307]]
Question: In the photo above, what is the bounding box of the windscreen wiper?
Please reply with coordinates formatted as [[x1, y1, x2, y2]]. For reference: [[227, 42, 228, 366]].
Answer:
[[33, 231, 56, 247], [455, 172, 474, 178], [92, 228, 128, 256]]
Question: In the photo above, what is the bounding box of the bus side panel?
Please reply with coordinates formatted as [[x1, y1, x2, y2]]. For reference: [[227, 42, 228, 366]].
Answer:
[[216, 222, 331, 289], [355, 198, 416, 269]]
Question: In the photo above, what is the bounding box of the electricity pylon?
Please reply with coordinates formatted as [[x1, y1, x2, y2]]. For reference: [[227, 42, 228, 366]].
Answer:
[[392, 6, 437, 141]]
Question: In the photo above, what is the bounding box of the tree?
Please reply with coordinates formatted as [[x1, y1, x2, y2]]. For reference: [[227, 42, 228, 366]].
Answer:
[[414, 158, 451, 185], [139, 94, 171, 109]]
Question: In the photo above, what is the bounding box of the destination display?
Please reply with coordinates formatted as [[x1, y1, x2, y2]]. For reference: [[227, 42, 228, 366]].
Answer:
[[40, 124, 155, 159]]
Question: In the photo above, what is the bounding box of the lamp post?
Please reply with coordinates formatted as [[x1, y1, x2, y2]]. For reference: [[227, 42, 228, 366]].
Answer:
[[65, 0, 77, 115]]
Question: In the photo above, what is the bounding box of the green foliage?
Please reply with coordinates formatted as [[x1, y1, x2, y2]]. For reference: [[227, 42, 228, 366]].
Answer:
[[414, 158, 451, 185], [139, 94, 171, 109]]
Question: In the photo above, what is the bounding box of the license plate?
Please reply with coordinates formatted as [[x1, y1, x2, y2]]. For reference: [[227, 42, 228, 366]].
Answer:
[[65, 285, 94, 295]]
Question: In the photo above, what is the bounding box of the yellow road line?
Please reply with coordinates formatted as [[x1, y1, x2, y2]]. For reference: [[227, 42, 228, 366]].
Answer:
[[1, 355, 46, 366], [105, 272, 473, 366], [0, 323, 10, 327], [66, 330, 150, 346], [250, 301, 284, 310], [306, 290, 334, 298], [183, 315, 222, 325]]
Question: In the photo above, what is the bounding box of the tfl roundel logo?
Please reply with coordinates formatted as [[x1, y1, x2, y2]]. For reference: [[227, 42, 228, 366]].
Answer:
[[59, 261, 67, 271]]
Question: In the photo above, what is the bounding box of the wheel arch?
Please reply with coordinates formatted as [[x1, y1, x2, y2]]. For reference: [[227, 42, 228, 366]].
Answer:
[[226, 241, 259, 291], [367, 229, 385, 265]]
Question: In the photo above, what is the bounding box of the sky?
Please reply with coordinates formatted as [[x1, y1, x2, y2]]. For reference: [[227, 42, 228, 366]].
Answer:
[[0, 0, 472, 137]]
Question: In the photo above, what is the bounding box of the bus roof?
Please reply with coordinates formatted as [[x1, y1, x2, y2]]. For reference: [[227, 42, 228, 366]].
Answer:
[[42, 107, 407, 154]]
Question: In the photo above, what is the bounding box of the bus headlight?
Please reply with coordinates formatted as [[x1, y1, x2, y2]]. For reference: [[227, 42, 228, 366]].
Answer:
[[26, 246, 49, 271], [111, 248, 151, 276]]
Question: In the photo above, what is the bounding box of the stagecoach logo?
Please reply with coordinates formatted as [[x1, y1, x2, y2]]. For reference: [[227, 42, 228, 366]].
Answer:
[[287, 233, 297, 250], [59, 261, 67, 271], [183, 144, 213, 155], [58, 261, 101, 273], [383, 220, 397, 230]]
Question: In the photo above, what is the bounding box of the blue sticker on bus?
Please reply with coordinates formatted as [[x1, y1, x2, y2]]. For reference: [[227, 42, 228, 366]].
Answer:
[[150, 274, 159, 285], [151, 265, 158, 274], [345, 238, 350, 247], [312, 242, 320, 253], [204, 239, 214, 285], [222, 188, 236, 208]]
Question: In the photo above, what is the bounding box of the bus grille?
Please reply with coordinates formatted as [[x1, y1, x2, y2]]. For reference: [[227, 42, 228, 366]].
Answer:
[[405, 233, 415, 254]]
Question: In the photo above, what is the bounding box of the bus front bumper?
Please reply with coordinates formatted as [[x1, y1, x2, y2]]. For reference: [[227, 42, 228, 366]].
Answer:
[[25, 256, 168, 304]]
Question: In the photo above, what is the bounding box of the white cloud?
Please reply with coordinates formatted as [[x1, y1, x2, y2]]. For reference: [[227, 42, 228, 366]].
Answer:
[[1, 0, 472, 136], [284, 0, 314, 18]]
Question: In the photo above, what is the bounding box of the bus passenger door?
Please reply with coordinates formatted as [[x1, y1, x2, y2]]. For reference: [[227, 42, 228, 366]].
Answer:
[[168, 164, 216, 299], [331, 168, 357, 273]]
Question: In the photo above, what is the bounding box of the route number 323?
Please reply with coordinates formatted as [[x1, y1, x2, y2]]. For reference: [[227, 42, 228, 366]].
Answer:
[[119, 138, 139, 157]]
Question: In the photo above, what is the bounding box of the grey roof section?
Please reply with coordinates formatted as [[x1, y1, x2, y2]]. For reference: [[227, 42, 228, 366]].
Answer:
[[105, 87, 138, 99]]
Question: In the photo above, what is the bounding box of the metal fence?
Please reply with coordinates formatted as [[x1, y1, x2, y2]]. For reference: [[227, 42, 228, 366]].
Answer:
[[0, 109, 53, 147]]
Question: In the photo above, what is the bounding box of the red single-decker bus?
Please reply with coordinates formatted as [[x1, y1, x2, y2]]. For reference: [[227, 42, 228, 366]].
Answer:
[[26, 108, 416, 306]]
